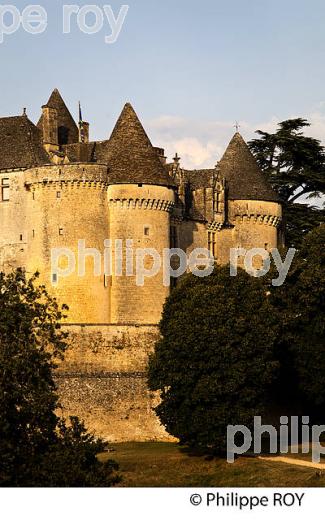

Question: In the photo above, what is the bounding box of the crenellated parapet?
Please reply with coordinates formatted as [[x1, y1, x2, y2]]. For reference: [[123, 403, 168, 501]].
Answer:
[[232, 213, 281, 227], [24, 163, 109, 191], [107, 198, 174, 212], [228, 199, 282, 228]]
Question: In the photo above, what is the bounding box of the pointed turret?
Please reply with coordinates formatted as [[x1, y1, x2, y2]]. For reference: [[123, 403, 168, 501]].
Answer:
[[46, 88, 66, 108], [37, 88, 79, 146], [107, 103, 175, 187], [218, 132, 279, 202]]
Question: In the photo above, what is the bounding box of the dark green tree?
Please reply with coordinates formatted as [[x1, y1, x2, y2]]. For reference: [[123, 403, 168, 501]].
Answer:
[[148, 266, 280, 453], [249, 118, 325, 247], [0, 269, 119, 487], [270, 225, 325, 416]]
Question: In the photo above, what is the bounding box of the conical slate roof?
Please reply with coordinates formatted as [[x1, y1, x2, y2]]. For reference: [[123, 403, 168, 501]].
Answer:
[[37, 88, 79, 145], [106, 103, 175, 187], [0, 115, 50, 170], [218, 132, 280, 202]]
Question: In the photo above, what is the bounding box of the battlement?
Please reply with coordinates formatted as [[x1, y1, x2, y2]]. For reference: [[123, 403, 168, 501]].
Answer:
[[228, 200, 282, 228], [24, 163, 109, 190], [107, 183, 175, 212]]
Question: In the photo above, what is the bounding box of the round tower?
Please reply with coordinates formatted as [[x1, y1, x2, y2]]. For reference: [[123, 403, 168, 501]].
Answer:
[[24, 163, 110, 324], [107, 184, 174, 324], [105, 103, 176, 324], [215, 132, 282, 265]]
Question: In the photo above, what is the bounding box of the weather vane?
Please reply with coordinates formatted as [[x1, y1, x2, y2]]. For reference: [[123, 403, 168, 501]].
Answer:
[[234, 121, 240, 132]]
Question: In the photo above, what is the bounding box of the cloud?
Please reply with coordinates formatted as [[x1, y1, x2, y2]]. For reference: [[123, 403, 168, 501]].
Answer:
[[147, 115, 279, 169], [146, 109, 325, 170]]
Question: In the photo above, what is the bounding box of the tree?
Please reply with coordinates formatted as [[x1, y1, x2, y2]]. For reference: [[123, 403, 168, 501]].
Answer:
[[0, 269, 119, 487], [249, 118, 325, 247], [148, 266, 280, 453], [270, 225, 325, 416], [284, 203, 325, 251]]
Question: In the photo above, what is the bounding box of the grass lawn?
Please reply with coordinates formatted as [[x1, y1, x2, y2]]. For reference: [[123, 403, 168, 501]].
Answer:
[[99, 442, 325, 487]]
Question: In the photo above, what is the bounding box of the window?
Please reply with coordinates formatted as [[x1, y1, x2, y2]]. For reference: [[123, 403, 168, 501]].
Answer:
[[208, 231, 216, 258], [170, 226, 177, 248], [19, 234, 23, 241], [58, 126, 69, 146], [1, 178, 9, 201], [57, 191, 61, 198], [214, 190, 221, 213], [59, 228, 64, 236], [52, 273, 58, 284], [104, 275, 112, 288], [144, 226, 150, 237]]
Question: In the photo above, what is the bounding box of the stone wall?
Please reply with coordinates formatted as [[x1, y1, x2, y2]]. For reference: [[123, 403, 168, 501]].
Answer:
[[55, 324, 172, 442]]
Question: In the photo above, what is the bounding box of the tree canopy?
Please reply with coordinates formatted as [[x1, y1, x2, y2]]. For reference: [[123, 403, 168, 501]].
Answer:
[[149, 225, 325, 453], [148, 266, 280, 453], [249, 118, 325, 247], [0, 269, 119, 487], [271, 224, 325, 415]]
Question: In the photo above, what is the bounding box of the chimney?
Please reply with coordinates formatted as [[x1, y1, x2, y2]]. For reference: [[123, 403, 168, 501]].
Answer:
[[154, 147, 167, 165], [41, 105, 59, 152]]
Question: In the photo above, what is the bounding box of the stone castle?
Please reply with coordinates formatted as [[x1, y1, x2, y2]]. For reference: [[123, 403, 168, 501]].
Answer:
[[0, 89, 282, 441]]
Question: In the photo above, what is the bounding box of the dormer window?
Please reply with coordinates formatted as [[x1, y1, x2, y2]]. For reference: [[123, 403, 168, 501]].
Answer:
[[1, 178, 9, 201]]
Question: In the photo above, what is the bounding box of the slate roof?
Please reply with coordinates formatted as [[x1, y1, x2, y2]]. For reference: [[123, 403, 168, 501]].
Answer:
[[37, 88, 79, 145], [181, 133, 279, 202], [0, 115, 50, 170], [183, 168, 215, 190], [62, 142, 97, 163], [0, 88, 278, 202], [217, 132, 280, 202], [105, 103, 176, 187]]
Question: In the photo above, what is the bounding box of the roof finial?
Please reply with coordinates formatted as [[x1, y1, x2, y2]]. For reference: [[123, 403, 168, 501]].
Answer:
[[173, 152, 181, 165], [234, 121, 240, 133], [23, 107, 27, 117]]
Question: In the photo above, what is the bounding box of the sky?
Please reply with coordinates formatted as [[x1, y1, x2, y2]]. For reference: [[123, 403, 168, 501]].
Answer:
[[2, 0, 325, 169]]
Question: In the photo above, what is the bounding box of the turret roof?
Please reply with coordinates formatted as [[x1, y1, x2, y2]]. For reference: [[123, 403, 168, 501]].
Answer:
[[217, 132, 280, 202], [105, 103, 175, 187]]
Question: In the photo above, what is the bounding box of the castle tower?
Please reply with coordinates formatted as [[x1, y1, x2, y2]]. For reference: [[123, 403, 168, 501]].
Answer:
[[24, 163, 110, 324], [215, 132, 282, 264], [106, 103, 176, 324]]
